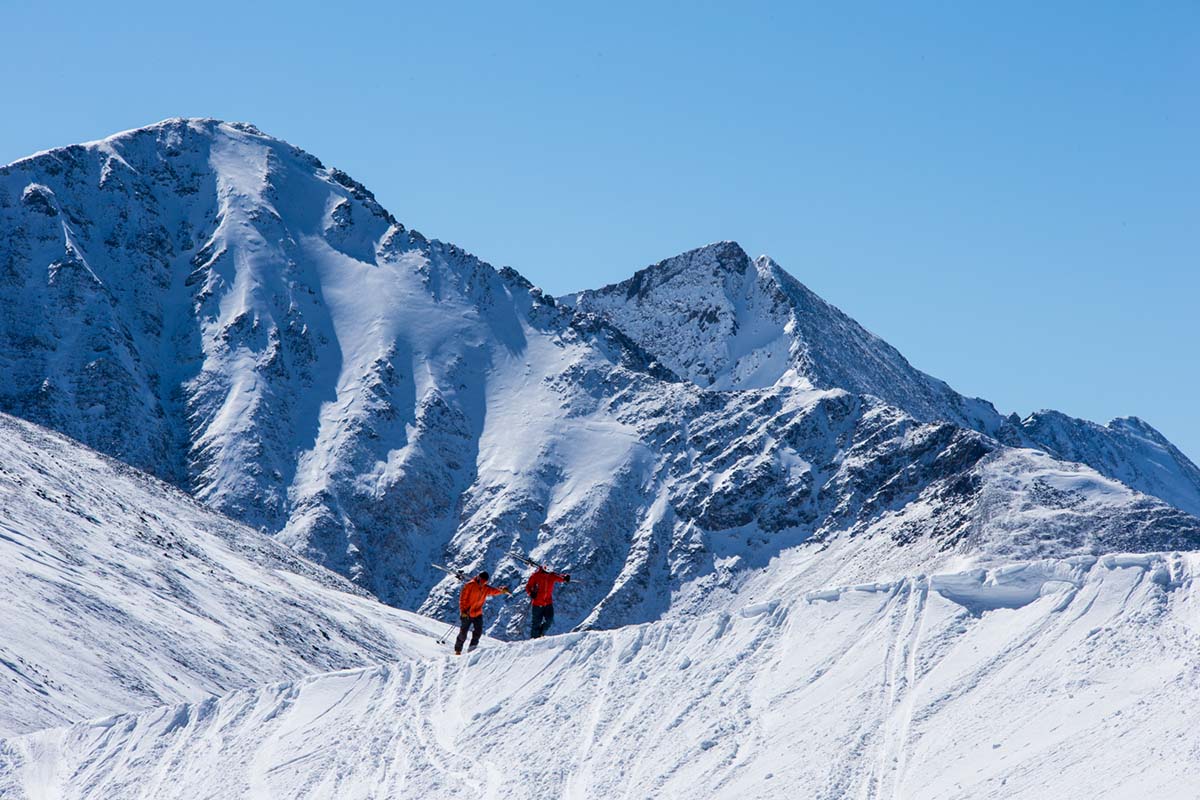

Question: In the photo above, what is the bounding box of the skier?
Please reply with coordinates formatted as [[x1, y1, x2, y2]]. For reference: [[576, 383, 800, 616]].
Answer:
[[455, 571, 510, 655], [524, 565, 570, 639]]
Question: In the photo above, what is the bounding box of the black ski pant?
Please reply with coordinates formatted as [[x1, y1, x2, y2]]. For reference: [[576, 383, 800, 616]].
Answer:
[[455, 614, 483, 653], [530, 604, 554, 639]]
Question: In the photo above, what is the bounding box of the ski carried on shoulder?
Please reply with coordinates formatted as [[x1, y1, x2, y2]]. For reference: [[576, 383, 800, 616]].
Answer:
[[507, 550, 542, 570], [507, 550, 580, 584], [431, 562, 469, 581]]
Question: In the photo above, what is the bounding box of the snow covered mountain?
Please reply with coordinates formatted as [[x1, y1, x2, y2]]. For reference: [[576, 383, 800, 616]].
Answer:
[[567, 242, 1200, 517], [565, 242, 1001, 428], [1, 119, 1199, 798], [0, 119, 678, 622], [0, 411, 445, 737], [1, 118, 1197, 641]]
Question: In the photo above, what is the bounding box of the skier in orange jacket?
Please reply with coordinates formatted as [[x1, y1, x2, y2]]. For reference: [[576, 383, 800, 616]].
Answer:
[[525, 566, 570, 639], [455, 572, 510, 654]]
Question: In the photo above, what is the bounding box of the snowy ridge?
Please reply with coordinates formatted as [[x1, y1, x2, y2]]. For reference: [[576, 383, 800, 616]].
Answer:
[[3, 551, 1197, 799], [0, 412, 446, 737], [1012, 410, 1200, 517]]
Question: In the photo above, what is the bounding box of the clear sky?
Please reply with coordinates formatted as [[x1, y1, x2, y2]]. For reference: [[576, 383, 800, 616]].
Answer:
[[3, 2, 1197, 460]]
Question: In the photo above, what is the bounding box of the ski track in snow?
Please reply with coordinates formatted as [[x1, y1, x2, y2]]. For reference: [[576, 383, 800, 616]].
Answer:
[[3, 552, 1198, 799]]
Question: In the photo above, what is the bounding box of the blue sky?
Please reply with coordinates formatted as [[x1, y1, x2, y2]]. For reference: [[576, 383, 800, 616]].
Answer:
[[3, 2, 1197, 459]]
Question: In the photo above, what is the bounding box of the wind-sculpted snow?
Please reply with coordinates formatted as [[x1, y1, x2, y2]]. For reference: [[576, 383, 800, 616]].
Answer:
[[0, 413, 446, 736], [568, 243, 1200, 516], [1, 118, 1198, 645], [4, 551, 1197, 799]]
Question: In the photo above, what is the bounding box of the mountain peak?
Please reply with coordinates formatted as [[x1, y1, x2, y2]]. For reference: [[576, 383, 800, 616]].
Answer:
[[1108, 415, 1165, 441], [106, 116, 251, 137], [570, 244, 1001, 417], [607, 240, 751, 302], [104, 117, 286, 146], [2, 118, 268, 173], [685, 239, 749, 261], [565, 241, 778, 388]]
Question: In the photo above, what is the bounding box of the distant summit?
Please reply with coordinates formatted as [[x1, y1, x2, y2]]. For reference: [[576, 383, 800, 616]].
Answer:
[[568, 243, 1200, 515], [566, 241, 1002, 428]]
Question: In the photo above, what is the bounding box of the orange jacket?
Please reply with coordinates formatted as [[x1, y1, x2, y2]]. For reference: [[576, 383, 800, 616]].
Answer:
[[525, 568, 566, 608], [459, 576, 506, 617]]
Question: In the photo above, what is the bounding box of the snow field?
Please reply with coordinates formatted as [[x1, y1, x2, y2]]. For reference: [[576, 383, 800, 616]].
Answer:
[[4, 552, 1197, 799]]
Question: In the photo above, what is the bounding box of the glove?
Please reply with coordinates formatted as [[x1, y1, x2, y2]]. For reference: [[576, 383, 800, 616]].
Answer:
[[563, 574, 571, 583]]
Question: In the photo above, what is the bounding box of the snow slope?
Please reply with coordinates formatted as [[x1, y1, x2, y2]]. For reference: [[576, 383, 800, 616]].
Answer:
[[4, 550, 1196, 799], [567, 243, 1200, 517], [0, 412, 446, 737]]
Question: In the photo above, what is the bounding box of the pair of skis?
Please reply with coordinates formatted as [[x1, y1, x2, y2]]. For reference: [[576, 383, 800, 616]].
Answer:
[[431, 562, 469, 582], [506, 550, 579, 584]]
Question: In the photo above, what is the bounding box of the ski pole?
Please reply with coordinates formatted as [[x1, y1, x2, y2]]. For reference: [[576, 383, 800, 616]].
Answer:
[[431, 562, 467, 645], [437, 619, 458, 645]]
